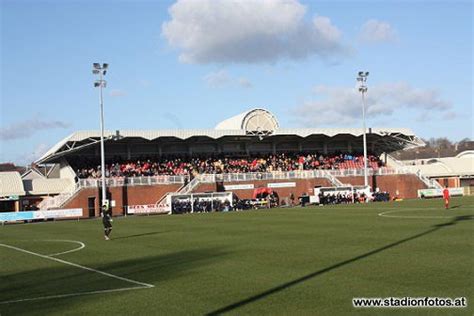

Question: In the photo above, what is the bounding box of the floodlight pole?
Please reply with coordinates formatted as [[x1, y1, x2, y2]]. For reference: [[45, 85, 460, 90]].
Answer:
[[93, 63, 108, 208], [357, 71, 369, 188]]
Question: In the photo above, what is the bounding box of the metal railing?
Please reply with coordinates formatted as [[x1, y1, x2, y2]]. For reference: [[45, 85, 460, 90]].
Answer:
[[194, 168, 406, 183], [321, 170, 344, 187], [416, 170, 443, 189], [38, 181, 82, 210], [178, 177, 201, 194], [39, 175, 188, 210], [78, 175, 188, 188]]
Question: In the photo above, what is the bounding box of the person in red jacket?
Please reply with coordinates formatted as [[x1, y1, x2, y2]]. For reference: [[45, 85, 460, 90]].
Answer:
[[442, 186, 450, 209]]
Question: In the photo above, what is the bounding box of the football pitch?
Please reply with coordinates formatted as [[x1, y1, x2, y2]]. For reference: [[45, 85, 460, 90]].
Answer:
[[1, 197, 473, 315]]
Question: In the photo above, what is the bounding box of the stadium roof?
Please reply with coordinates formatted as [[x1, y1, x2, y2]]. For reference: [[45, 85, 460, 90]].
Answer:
[[36, 108, 425, 164], [403, 151, 474, 177], [215, 108, 279, 133], [0, 172, 25, 197], [22, 178, 74, 195]]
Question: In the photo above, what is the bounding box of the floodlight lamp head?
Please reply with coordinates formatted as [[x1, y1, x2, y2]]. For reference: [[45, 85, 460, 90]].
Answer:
[[365, 72, 369, 76], [358, 71, 364, 76], [102, 70, 107, 75], [94, 82, 100, 87], [102, 63, 109, 69], [93, 63, 101, 69], [93, 69, 100, 74]]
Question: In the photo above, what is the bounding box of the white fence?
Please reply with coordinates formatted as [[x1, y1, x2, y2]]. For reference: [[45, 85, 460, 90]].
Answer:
[[195, 168, 410, 183], [78, 175, 188, 188], [39, 175, 188, 210]]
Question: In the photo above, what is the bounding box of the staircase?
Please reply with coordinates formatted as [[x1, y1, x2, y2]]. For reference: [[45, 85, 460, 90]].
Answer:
[[384, 153, 406, 168], [416, 170, 443, 189], [178, 176, 202, 194], [38, 181, 83, 210], [385, 153, 442, 189], [321, 170, 344, 187]]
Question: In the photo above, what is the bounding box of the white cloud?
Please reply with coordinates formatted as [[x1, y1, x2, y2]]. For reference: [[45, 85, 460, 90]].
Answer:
[[443, 111, 457, 120], [238, 78, 253, 89], [162, 0, 349, 64], [359, 19, 398, 43], [204, 70, 253, 88], [0, 118, 70, 141], [109, 89, 126, 97], [293, 82, 451, 126]]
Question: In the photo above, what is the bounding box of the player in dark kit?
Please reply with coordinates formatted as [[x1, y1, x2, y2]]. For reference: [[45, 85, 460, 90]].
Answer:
[[101, 204, 113, 240]]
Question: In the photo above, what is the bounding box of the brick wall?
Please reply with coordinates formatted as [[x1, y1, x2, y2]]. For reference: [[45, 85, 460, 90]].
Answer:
[[63, 184, 181, 218], [62, 174, 427, 217], [193, 178, 331, 200], [193, 175, 426, 200], [337, 174, 426, 199]]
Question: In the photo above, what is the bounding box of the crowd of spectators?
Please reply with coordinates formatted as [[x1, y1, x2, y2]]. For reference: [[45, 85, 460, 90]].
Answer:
[[318, 192, 366, 205], [317, 190, 390, 205], [74, 152, 383, 179], [172, 198, 232, 214]]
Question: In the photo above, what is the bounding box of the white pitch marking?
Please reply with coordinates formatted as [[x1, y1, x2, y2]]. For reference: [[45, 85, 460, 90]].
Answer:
[[44, 240, 86, 257], [0, 286, 149, 305], [0, 243, 154, 294], [378, 209, 454, 219]]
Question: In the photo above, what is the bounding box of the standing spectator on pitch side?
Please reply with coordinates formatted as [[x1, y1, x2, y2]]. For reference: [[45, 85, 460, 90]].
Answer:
[[443, 186, 450, 209], [101, 204, 113, 240]]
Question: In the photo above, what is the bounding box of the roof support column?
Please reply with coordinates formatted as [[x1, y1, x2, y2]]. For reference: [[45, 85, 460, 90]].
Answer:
[[127, 143, 131, 160], [157, 144, 162, 157], [347, 141, 352, 153], [272, 142, 276, 154], [323, 142, 328, 155]]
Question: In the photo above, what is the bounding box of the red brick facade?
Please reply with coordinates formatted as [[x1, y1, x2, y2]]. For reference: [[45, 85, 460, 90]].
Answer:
[[193, 178, 332, 200], [63, 184, 181, 218], [63, 174, 426, 217], [337, 174, 426, 199]]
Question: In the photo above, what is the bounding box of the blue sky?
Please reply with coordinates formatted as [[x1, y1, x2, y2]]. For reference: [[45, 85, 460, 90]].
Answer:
[[1, 0, 472, 164]]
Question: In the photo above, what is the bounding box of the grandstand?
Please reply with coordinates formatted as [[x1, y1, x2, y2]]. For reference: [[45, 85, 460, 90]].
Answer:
[[1, 108, 435, 216]]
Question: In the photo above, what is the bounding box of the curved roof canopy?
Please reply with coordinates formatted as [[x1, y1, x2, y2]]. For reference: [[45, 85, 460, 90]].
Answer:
[[215, 108, 279, 135], [36, 108, 424, 164], [403, 153, 474, 177]]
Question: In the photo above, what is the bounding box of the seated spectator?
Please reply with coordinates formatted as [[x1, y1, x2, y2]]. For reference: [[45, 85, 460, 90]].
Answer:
[[73, 151, 384, 179]]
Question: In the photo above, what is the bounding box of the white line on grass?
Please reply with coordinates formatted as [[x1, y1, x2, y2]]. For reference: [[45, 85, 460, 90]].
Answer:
[[44, 240, 86, 257], [0, 286, 150, 305], [378, 209, 454, 219], [0, 243, 154, 304]]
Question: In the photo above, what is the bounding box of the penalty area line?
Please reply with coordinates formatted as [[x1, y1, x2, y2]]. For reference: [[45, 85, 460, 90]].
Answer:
[[0, 286, 149, 305], [0, 243, 154, 304]]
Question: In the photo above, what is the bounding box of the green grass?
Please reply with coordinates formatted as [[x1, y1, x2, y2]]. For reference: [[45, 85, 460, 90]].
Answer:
[[1, 196, 473, 315]]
